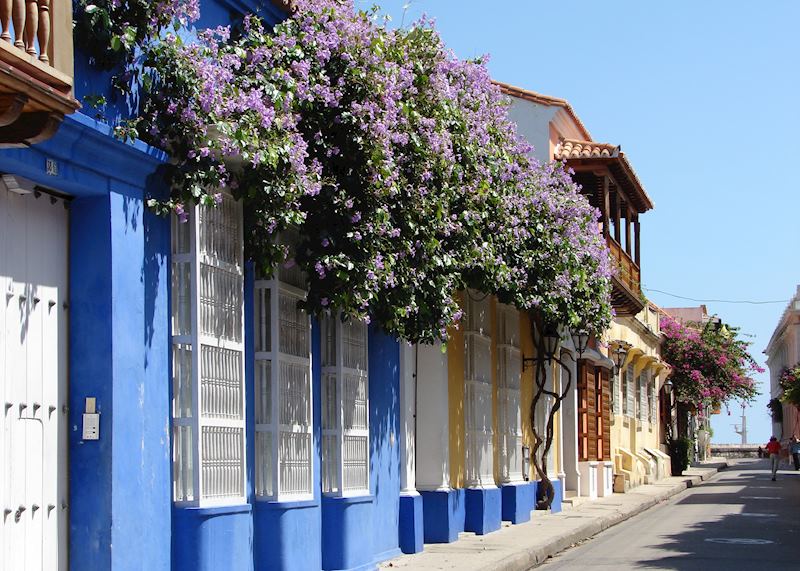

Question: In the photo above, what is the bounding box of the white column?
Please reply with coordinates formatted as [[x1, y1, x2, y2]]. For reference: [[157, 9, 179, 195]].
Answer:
[[415, 342, 450, 491], [399, 343, 417, 494], [556, 360, 566, 483], [561, 353, 579, 493]]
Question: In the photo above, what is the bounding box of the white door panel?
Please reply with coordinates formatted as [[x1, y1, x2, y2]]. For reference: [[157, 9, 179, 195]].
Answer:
[[1, 186, 69, 571]]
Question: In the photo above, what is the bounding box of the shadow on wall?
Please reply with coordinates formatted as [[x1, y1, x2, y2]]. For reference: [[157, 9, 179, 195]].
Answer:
[[142, 169, 170, 361]]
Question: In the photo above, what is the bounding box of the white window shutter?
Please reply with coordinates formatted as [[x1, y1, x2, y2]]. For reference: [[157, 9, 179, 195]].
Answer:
[[625, 364, 635, 418], [171, 195, 246, 506], [254, 273, 313, 501], [322, 316, 369, 496], [497, 304, 522, 484], [464, 292, 493, 488]]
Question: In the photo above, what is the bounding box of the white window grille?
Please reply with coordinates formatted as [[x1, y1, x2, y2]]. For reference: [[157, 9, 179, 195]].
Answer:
[[624, 364, 635, 418], [321, 316, 370, 495], [497, 304, 522, 483], [254, 272, 313, 500], [171, 195, 246, 506], [648, 378, 656, 427], [639, 370, 649, 423], [464, 292, 494, 488]]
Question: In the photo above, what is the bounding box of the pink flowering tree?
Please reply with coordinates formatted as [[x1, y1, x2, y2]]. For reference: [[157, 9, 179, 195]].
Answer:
[[779, 364, 800, 408], [660, 316, 760, 413]]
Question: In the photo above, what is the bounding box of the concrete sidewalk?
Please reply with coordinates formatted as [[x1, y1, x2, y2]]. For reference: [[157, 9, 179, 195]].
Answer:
[[380, 460, 727, 571]]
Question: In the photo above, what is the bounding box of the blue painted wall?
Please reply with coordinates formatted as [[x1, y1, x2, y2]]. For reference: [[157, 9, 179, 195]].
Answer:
[[253, 318, 322, 571], [0, 110, 173, 570], [365, 326, 402, 564], [321, 325, 401, 570]]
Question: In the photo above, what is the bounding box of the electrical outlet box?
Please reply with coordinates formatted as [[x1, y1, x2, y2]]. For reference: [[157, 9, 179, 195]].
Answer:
[[83, 413, 100, 440]]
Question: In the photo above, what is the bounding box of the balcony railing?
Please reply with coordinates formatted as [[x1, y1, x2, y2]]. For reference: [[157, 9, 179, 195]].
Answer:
[[606, 237, 643, 317], [0, 0, 77, 146]]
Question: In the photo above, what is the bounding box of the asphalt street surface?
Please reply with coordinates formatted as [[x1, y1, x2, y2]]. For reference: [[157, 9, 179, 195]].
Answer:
[[540, 458, 800, 570]]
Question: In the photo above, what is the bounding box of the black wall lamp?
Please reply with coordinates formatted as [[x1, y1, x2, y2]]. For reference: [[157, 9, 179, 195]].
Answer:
[[612, 341, 631, 374], [523, 324, 592, 371], [523, 323, 561, 371]]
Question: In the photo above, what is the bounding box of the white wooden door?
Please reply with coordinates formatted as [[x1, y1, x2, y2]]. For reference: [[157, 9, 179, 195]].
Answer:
[[1, 185, 69, 571]]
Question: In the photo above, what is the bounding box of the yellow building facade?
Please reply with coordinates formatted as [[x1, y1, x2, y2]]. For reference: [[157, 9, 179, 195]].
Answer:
[[606, 303, 671, 491]]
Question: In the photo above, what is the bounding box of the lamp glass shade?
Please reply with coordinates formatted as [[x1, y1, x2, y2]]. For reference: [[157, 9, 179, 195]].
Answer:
[[613, 345, 628, 369], [571, 331, 590, 355], [543, 325, 561, 360]]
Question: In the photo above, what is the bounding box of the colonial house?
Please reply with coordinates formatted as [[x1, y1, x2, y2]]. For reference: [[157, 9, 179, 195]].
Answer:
[[764, 286, 800, 442], [500, 82, 671, 499]]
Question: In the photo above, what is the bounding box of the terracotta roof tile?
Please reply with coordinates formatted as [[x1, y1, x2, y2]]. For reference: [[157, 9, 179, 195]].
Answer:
[[555, 138, 654, 211], [554, 139, 619, 160]]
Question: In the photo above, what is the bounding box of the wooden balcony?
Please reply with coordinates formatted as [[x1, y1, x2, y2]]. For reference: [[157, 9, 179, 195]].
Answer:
[[607, 237, 644, 317], [0, 0, 79, 147]]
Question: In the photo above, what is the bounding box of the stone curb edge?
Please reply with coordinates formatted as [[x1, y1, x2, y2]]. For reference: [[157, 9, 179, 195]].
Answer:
[[487, 462, 728, 571]]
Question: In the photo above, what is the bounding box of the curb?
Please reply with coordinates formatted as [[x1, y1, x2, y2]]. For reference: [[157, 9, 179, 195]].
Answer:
[[487, 462, 727, 571]]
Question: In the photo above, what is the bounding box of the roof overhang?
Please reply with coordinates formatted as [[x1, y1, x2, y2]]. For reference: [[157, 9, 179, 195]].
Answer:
[[555, 139, 654, 213]]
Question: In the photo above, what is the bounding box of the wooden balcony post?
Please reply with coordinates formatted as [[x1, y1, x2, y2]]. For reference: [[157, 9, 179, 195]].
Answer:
[[613, 189, 621, 243], [36, 0, 49, 63], [49, 0, 72, 82], [23, 0, 36, 56], [625, 206, 632, 257], [634, 216, 640, 269], [12, 0, 24, 49], [602, 176, 610, 238], [1, 0, 11, 42]]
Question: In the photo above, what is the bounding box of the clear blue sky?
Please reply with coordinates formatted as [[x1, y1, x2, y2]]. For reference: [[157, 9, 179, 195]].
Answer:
[[369, 0, 800, 444]]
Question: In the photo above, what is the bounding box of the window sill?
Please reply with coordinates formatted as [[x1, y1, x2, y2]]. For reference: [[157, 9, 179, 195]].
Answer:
[[322, 493, 374, 505], [173, 503, 252, 516], [256, 498, 319, 510]]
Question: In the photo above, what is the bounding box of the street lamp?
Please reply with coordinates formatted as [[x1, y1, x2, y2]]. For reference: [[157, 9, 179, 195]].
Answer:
[[571, 329, 591, 358], [612, 342, 629, 373], [610, 341, 629, 410], [543, 323, 561, 361]]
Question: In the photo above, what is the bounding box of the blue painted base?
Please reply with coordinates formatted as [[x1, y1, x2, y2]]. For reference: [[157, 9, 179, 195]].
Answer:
[[172, 505, 254, 571], [464, 487, 502, 535], [551, 478, 563, 514], [254, 500, 321, 571], [399, 493, 424, 554], [420, 489, 465, 543], [322, 494, 375, 571], [501, 482, 535, 524]]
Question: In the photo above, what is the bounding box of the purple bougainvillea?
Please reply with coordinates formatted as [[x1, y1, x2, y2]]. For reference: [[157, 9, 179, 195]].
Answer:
[[76, 0, 613, 342]]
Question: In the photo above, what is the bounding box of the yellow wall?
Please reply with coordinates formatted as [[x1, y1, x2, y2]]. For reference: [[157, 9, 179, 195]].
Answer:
[[520, 311, 537, 481], [448, 292, 466, 488], [607, 310, 664, 457]]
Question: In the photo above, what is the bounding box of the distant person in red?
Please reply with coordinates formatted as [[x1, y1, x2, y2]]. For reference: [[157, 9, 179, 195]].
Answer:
[[765, 436, 781, 481]]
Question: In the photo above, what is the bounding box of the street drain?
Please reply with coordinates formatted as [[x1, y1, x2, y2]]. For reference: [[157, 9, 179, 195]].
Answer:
[[704, 538, 774, 545]]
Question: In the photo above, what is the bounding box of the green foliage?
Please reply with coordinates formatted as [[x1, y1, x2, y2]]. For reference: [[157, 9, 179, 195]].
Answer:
[[668, 437, 693, 476], [767, 397, 784, 422]]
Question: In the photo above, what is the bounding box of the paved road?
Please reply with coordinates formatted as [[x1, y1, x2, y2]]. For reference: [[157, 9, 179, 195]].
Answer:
[[540, 458, 800, 570]]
